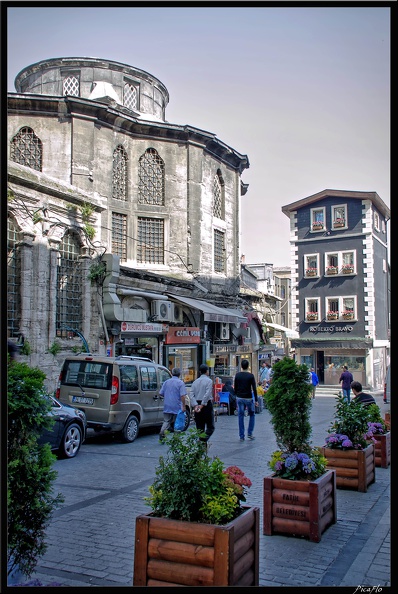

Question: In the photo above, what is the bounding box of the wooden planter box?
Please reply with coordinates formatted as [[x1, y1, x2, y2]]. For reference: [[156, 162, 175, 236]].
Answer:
[[320, 444, 375, 492], [384, 412, 390, 430], [373, 432, 391, 468], [263, 470, 336, 543], [133, 505, 260, 586], [326, 269, 338, 275]]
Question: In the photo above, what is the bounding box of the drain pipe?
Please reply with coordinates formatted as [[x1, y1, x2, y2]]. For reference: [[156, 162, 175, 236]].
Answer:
[[98, 294, 109, 344]]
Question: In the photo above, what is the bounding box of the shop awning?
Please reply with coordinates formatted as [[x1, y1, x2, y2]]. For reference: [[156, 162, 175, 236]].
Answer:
[[167, 294, 246, 324], [291, 338, 373, 349], [265, 322, 299, 339]]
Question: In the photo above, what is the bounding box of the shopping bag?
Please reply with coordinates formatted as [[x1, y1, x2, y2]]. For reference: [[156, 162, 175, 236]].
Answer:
[[174, 410, 186, 432]]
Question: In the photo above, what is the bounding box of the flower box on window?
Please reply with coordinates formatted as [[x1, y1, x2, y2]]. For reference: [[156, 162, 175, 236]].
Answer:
[[342, 311, 355, 320], [312, 221, 324, 231], [305, 268, 317, 277], [326, 266, 338, 275], [341, 264, 354, 274], [333, 218, 345, 228], [327, 311, 339, 320], [306, 312, 319, 321]]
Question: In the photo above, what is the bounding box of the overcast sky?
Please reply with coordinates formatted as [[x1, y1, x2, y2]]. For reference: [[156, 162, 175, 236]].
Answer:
[[7, 5, 391, 266]]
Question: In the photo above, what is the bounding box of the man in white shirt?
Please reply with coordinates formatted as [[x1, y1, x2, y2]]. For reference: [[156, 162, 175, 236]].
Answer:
[[189, 364, 214, 443]]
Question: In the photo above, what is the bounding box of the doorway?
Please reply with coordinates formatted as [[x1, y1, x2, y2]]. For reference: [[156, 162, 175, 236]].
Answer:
[[316, 351, 325, 383]]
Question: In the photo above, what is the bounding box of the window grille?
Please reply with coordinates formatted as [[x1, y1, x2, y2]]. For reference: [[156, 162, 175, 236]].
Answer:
[[137, 217, 164, 264], [63, 75, 80, 96], [112, 145, 128, 201], [213, 174, 222, 218], [112, 212, 127, 261], [214, 229, 225, 273], [10, 127, 42, 171], [124, 83, 138, 110], [138, 148, 165, 205], [7, 217, 21, 338], [56, 231, 82, 337]]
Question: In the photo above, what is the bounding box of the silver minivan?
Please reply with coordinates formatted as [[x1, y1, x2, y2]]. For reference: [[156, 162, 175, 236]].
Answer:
[[56, 354, 190, 442]]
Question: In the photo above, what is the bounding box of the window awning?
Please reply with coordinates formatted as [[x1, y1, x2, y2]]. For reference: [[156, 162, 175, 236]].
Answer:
[[265, 322, 300, 339], [167, 294, 246, 324]]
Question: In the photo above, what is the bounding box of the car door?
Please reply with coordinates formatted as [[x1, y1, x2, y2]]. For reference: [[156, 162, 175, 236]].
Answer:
[[138, 364, 164, 424], [38, 395, 62, 450]]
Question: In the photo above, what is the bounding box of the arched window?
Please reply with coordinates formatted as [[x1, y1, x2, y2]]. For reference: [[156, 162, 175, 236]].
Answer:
[[7, 217, 21, 338], [10, 127, 43, 171], [56, 231, 82, 337], [138, 148, 165, 205], [112, 145, 128, 201], [213, 170, 224, 219]]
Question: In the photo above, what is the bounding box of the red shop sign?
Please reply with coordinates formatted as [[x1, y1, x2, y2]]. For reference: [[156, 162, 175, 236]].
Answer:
[[165, 327, 201, 344]]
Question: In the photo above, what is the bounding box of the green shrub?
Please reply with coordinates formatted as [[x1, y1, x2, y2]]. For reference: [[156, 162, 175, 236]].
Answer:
[[8, 361, 64, 579], [145, 429, 251, 524]]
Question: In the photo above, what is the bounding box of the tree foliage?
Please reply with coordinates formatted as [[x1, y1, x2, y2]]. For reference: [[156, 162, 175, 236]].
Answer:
[[8, 361, 64, 579]]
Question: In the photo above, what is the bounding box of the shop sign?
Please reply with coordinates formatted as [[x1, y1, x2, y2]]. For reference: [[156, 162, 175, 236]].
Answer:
[[237, 345, 252, 353], [214, 345, 237, 353], [309, 325, 354, 333], [165, 327, 201, 344], [120, 322, 166, 334]]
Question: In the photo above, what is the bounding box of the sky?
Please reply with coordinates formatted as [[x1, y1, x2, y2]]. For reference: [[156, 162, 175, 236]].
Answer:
[[6, 4, 391, 267]]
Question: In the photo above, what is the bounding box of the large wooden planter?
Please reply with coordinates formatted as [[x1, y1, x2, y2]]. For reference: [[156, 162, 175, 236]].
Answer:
[[373, 432, 391, 468], [320, 444, 375, 492], [263, 470, 336, 543], [384, 412, 390, 430], [133, 505, 259, 586]]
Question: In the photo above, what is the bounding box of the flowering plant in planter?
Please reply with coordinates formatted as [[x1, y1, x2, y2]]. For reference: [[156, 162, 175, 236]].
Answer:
[[326, 265, 339, 274], [312, 221, 324, 229], [341, 264, 354, 272], [333, 218, 345, 226], [306, 312, 318, 320], [269, 448, 327, 480], [342, 311, 354, 319], [145, 429, 252, 525], [324, 393, 376, 450], [305, 267, 317, 275]]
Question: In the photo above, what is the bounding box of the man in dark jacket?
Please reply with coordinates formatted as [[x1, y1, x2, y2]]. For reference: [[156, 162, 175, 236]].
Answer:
[[234, 359, 258, 441], [350, 381, 376, 406], [339, 366, 354, 402]]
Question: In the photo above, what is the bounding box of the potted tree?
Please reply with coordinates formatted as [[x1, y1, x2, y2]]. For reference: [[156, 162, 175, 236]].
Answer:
[[320, 393, 376, 491], [133, 429, 259, 586], [263, 357, 337, 543]]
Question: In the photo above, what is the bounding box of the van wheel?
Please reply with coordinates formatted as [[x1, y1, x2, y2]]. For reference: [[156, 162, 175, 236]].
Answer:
[[121, 415, 139, 443]]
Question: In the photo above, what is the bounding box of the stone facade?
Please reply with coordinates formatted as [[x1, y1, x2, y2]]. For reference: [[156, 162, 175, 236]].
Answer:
[[7, 57, 258, 391]]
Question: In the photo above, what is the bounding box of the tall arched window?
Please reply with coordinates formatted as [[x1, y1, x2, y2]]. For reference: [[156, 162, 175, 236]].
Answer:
[[138, 148, 165, 205], [56, 231, 82, 337], [10, 127, 43, 171], [112, 145, 128, 201], [213, 170, 224, 219], [7, 217, 21, 338]]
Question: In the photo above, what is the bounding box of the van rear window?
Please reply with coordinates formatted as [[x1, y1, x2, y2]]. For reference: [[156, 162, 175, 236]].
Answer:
[[62, 361, 112, 390]]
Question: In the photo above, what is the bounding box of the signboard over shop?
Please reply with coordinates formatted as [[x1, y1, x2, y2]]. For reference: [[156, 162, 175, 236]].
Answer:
[[120, 322, 167, 334], [214, 344, 252, 353], [165, 327, 201, 344]]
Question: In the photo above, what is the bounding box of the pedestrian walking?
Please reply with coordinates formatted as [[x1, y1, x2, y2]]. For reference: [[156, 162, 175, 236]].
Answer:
[[158, 368, 187, 442], [234, 359, 258, 441], [189, 364, 215, 443], [350, 381, 377, 406], [339, 366, 354, 402], [310, 367, 319, 399]]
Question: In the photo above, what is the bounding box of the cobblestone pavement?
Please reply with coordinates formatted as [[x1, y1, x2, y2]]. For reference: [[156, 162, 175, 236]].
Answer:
[[9, 392, 391, 589]]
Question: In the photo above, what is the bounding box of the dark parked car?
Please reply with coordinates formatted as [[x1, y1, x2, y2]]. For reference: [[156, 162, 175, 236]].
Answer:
[[38, 394, 87, 458]]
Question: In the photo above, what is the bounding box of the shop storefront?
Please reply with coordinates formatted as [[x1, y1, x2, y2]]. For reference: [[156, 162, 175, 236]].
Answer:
[[164, 327, 202, 385], [114, 321, 168, 362], [213, 344, 254, 381]]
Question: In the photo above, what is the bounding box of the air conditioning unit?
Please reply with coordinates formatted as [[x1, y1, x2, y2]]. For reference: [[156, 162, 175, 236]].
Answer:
[[219, 322, 230, 341], [172, 303, 183, 324], [151, 300, 172, 321]]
